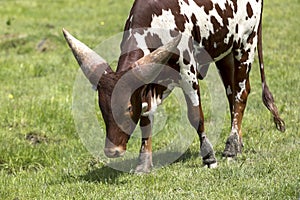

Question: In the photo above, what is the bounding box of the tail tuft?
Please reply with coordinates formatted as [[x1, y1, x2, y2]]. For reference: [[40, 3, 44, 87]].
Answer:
[[262, 84, 285, 132], [274, 116, 286, 132]]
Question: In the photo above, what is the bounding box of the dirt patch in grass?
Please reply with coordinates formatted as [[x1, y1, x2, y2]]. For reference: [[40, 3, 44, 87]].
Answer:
[[25, 131, 48, 145]]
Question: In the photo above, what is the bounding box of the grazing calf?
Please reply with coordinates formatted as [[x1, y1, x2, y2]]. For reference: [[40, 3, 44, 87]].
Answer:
[[63, 0, 285, 173]]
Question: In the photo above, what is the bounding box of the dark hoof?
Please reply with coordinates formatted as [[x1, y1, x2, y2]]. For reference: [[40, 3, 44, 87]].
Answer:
[[222, 134, 242, 158], [203, 158, 218, 168], [201, 135, 217, 168], [202, 154, 218, 168], [135, 153, 153, 174]]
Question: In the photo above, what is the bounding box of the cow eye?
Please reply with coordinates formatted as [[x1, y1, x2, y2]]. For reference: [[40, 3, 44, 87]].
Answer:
[[128, 105, 133, 112]]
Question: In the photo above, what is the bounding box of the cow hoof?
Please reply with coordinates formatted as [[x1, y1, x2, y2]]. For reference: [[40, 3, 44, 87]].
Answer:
[[200, 135, 217, 168], [203, 161, 218, 169], [202, 157, 218, 168], [135, 153, 153, 174], [222, 134, 242, 158]]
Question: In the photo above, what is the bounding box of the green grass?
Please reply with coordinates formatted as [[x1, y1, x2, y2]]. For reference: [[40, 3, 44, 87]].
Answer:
[[0, 0, 299, 199]]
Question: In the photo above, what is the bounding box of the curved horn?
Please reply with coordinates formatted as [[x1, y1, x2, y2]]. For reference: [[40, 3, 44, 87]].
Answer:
[[131, 34, 182, 83], [62, 28, 112, 89]]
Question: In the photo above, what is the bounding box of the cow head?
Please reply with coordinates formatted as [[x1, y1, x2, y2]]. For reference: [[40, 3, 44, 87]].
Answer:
[[63, 29, 181, 158]]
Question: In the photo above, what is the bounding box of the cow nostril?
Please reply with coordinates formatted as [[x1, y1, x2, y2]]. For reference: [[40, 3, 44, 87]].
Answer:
[[115, 149, 120, 157], [104, 147, 126, 158]]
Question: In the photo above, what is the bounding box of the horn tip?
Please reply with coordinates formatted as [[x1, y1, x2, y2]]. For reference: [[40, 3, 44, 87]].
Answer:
[[62, 28, 78, 49], [62, 28, 71, 40]]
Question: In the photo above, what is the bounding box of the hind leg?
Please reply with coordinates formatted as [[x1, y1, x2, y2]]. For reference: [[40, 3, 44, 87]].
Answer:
[[216, 52, 251, 157]]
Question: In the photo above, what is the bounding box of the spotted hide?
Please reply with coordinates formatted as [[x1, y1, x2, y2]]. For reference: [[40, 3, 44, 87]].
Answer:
[[63, 0, 285, 173]]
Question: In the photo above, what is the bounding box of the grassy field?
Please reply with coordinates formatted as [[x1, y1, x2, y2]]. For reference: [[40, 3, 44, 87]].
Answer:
[[0, 0, 299, 199]]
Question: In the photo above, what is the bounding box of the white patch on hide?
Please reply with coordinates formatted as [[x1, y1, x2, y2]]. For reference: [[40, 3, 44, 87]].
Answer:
[[235, 79, 246, 102], [141, 93, 162, 117]]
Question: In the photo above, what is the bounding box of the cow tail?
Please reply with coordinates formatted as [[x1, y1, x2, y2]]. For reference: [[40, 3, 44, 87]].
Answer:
[[257, 1, 285, 132]]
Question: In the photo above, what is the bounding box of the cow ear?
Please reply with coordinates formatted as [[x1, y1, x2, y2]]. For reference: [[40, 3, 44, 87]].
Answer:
[[63, 28, 112, 89], [131, 34, 182, 83]]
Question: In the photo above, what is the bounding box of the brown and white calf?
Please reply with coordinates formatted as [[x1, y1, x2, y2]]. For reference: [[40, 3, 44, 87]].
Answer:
[[63, 0, 285, 173]]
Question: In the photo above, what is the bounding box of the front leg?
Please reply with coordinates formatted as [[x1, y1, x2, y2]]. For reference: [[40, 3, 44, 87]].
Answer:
[[183, 88, 217, 168], [135, 116, 153, 173]]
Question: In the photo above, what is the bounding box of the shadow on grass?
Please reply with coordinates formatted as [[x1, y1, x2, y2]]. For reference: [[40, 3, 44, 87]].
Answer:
[[174, 148, 199, 163], [81, 165, 127, 184], [80, 149, 199, 183]]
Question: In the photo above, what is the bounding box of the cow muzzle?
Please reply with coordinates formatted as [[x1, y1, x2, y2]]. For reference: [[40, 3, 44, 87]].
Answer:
[[104, 146, 126, 158]]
